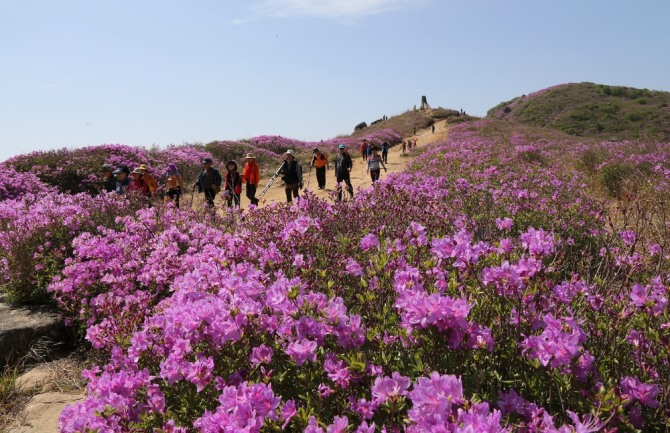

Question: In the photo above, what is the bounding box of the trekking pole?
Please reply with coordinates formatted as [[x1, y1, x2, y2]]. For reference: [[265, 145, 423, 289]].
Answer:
[[258, 161, 287, 199]]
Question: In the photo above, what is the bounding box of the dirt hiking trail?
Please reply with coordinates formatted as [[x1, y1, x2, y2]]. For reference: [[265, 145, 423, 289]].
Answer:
[[237, 119, 450, 209]]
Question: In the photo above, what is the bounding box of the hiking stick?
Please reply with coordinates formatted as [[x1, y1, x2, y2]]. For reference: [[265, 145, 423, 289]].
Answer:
[[259, 161, 287, 199]]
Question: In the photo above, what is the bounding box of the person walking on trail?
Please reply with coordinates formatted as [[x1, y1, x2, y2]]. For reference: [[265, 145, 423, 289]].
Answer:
[[164, 163, 183, 208], [113, 165, 131, 195], [360, 139, 369, 162], [129, 168, 150, 206], [431, 124, 435, 134], [101, 164, 116, 193], [367, 146, 387, 182], [223, 160, 242, 208], [311, 147, 330, 189], [242, 153, 260, 206], [137, 164, 157, 207], [381, 142, 389, 164], [195, 157, 222, 206], [413, 126, 417, 135], [402, 141, 407, 154], [279, 149, 303, 203], [335, 144, 354, 201]]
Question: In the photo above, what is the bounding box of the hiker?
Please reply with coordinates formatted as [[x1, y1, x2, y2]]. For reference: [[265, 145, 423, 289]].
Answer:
[[360, 140, 369, 162], [408, 140, 413, 151], [101, 164, 116, 193], [413, 139, 418, 148], [223, 160, 242, 208], [279, 149, 303, 203], [413, 126, 417, 135], [311, 147, 330, 189], [164, 163, 183, 208], [367, 146, 387, 182], [381, 142, 389, 164], [335, 144, 354, 201], [129, 168, 150, 206], [242, 153, 260, 206], [432, 124, 435, 134], [402, 141, 407, 154], [136, 164, 157, 207], [195, 157, 222, 206], [113, 166, 131, 195]]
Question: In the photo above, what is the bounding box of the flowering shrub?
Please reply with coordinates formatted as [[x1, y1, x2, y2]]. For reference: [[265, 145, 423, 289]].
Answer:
[[0, 166, 53, 201], [1, 117, 669, 430], [4, 143, 214, 194], [0, 192, 142, 304]]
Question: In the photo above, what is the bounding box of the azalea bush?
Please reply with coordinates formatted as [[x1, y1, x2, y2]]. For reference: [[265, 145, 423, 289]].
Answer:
[[0, 192, 144, 304], [1, 118, 668, 431], [0, 166, 53, 201], [51, 119, 669, 432]]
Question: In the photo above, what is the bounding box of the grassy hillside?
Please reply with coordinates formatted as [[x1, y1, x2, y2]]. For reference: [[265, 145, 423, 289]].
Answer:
[[487, 82, 670, 141]]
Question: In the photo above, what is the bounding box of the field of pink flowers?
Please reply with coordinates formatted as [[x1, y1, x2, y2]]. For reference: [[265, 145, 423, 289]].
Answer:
[[1, 119, 669, 432]]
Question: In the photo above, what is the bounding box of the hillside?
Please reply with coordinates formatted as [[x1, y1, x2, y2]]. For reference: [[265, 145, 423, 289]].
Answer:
[[487, 82, 670, 141]]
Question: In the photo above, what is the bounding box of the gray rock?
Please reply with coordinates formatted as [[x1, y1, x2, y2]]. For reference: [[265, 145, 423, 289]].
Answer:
[[0, 302, 68, 367]]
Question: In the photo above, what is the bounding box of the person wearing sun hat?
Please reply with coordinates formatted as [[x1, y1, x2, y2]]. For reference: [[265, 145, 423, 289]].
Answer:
[[242, 153, 260, 206], [279, 149, 303, 203]]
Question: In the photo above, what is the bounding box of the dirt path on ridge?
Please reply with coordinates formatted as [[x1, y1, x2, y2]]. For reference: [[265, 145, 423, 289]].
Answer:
[[183, 118, 450, 210], [249, 119, 450, 207]]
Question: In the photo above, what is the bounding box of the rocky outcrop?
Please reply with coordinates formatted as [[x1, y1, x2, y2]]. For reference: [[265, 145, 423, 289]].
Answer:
[[9, 391, 85, 433], [0, 302, 69, 367]]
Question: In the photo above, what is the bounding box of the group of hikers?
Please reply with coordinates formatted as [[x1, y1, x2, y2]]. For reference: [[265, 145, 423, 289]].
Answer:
[[99, 139, 395, 208]]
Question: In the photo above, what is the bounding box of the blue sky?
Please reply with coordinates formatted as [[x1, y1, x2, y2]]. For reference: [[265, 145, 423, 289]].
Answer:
[[1, 0, 669, 162]]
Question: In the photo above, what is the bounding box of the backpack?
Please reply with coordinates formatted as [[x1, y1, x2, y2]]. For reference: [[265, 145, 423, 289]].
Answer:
[[145, 173, 158, 192]]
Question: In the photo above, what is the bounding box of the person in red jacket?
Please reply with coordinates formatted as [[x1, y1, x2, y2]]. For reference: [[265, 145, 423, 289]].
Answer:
[[241, 153, 260, 206], [223, 160, 242, 208]]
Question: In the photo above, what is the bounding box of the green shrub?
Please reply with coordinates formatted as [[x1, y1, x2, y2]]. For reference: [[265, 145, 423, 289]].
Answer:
[[600, 163, 633, 198]]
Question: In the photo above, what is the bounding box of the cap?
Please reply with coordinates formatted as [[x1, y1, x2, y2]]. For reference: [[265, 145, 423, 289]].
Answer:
[[102, 164, 113, 172], [201, 157, 213, 164], [313, 147, 319, 153], [138, 164, 148, 172], [285, 149, 295, 155], [338, 144, 346, 149]]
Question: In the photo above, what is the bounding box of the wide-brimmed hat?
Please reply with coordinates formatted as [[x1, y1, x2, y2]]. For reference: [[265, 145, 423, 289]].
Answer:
[[201, 157, 213, 164], [285, 149, 295, 155], [226, 160, 238, 170], [138, 164, 148, 172], [338, 144, 346, 149], [131, 168, 143, 175], [245, 153, 255, 159], [101, 164, 113, 172]]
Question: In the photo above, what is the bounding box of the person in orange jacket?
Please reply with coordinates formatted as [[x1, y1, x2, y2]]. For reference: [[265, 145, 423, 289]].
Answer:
[[241, 153, 260, 206]]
